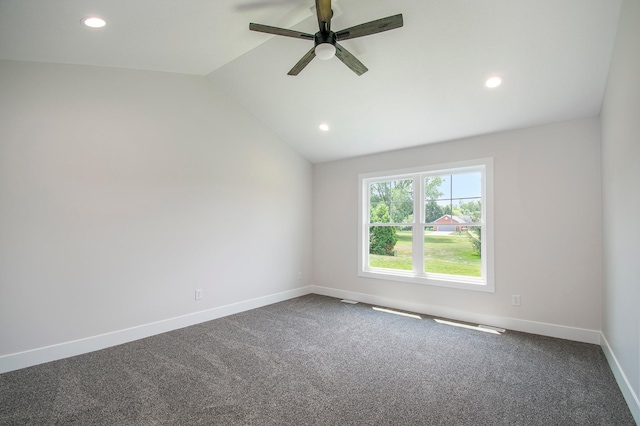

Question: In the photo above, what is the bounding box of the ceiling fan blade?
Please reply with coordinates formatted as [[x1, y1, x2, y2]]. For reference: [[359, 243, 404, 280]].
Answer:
[[315, 0, 333, 33], [334, 43, 368, 76], [288, 47, 317, 75], [250, 23, 314, 40], [335, 14, 403, 41]]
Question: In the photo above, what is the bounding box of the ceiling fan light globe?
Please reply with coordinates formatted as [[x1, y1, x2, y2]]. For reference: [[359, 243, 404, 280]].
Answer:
[[315, 43, 336, 60]]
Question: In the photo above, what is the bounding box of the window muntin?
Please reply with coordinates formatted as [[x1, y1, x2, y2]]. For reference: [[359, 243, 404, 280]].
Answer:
[[359, 160, 493, 292]]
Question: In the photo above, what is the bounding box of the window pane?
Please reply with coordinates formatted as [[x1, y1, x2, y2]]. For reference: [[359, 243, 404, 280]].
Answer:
[[455, 198, 482, 223], [451, 172, 481, 199], [425, 172, 482, 224], [369, 226, 412, 271], [424, 226, 481, 277], [424, 199, 452, 224], [370, 181, 390, 199], [370, 179, 413, 224], [425, 175, 449, 200], [424, 200, 443, 224], [390, 201, 413, 224], [370, 202, 391, 223]]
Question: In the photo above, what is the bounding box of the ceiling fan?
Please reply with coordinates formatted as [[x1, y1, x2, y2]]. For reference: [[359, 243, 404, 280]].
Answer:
[[249, 0, 403, 76]]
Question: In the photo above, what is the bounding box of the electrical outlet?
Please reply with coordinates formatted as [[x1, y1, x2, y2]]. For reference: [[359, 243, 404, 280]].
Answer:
[[511, 295, 521, 306], [195, 289, 203, 301], [297, 271, 302, 281]]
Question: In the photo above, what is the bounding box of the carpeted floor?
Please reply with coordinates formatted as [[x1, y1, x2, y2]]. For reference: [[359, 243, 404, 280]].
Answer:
[[0, 294, 635, 425]]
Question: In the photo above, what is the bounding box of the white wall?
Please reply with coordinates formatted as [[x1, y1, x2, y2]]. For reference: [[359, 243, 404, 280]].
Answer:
[[600, 0, 640, 419], [0, 60, 313, 359], [313, 117, 603, 339]]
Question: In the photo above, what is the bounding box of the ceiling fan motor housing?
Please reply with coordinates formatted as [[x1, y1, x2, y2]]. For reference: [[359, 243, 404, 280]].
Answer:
[[314, 31, 337, 59], [314, 31, 336, 47]]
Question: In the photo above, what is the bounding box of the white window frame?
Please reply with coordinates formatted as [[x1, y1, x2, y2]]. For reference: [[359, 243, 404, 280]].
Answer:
[[358, 158, 494, 292]]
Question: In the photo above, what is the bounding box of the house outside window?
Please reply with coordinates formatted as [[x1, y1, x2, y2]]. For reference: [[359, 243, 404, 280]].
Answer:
[[358, 159, 494, 292]]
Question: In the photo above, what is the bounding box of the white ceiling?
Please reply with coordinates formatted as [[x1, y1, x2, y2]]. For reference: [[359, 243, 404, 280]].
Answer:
[[0, 0, 622, 163]]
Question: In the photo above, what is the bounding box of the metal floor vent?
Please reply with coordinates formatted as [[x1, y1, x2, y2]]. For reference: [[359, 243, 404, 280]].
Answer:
[[434, 318, 505, 335], [478, 324, 506, 333], [372, 306, 421, 319]]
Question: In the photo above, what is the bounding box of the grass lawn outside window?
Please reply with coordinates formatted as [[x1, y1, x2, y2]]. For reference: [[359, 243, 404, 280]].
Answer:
[[369, 230, 481, 277]]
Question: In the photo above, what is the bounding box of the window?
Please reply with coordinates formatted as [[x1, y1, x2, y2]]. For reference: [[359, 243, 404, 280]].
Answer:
[[358, 159, 494, 292]]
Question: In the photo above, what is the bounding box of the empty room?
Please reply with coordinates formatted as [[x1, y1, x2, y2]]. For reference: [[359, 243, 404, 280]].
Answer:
[[0, 0, 638, 424]]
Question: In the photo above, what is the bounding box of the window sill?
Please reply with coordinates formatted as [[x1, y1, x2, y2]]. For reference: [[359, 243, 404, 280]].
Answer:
[[359, 268, 495, 293]]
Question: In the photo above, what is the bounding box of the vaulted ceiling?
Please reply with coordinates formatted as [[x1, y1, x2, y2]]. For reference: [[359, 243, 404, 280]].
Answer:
[[0, 0, 622, 162]]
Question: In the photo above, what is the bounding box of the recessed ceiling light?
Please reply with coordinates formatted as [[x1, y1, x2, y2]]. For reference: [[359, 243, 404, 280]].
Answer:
[[319, 123, 330, 131], [485, 75, 503, 88], [82, 17, 106, 28]]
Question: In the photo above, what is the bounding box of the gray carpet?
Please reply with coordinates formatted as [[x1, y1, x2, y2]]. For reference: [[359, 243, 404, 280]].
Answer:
[[0, 294, 635, 425]]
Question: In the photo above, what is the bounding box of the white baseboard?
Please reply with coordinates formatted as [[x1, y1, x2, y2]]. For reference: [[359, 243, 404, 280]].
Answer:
[[0, 286, 313, 374], [3, 285, 636, 422], [310, 285, 602, 344], [0, 285, 616, 379], [600, 333, 640, 424]]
